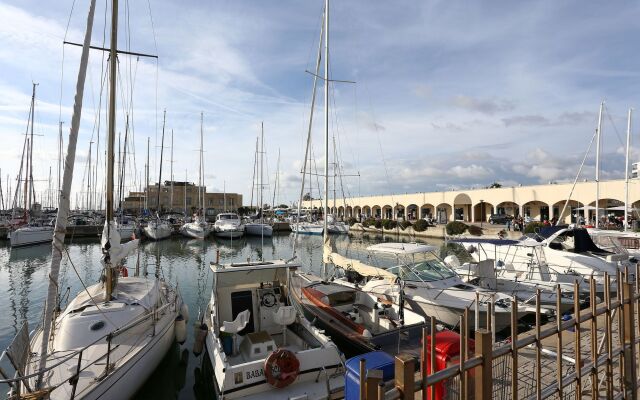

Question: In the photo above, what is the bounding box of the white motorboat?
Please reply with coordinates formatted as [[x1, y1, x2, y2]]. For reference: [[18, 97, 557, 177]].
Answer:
[[327, 220, 349, 235], [9, 224, 53, 247], [0, 4, 187, 397], [456, 226, 626, 288], [335, 242, 537, 332], [214, 213, 244, 239], [588, 228, 640, 258], [204, 259, 345, 399]]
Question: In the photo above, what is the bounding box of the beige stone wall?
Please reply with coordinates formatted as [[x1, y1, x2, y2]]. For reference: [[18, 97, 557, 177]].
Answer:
[[122, 183, 242, 214], [304, 179, 640, 224]]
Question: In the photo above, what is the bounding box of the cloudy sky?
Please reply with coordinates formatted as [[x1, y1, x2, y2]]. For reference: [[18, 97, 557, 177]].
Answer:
[[1, 1, 640, 209]]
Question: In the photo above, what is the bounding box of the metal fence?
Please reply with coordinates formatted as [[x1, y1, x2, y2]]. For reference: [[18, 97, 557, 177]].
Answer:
[[360, 265, 640, 399]]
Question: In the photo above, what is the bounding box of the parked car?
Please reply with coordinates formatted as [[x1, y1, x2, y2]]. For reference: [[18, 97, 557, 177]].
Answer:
[[488, 214, 513, 224]]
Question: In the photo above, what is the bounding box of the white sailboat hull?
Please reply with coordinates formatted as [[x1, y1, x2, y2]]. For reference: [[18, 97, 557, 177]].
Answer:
[[327, 222, 349, 234], [290, 223, 323, 235], [9, 226, 53, 247], [244, 223, 273, 237], [117, 225, 136, 241], [180, 222, 211, 239], [143, 222, 173, 240]]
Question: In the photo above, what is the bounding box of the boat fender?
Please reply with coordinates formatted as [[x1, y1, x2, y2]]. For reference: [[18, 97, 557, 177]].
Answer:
[[180, 303, 190, 323], [264, 348, 300, 388], [193, 323, 208, 356], [444, 255, 460, 268], [362, 329, 373, 338], [175, 315, 187, 344]]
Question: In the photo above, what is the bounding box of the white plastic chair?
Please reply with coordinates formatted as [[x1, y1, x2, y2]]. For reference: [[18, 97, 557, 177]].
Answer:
[[221, 310, 251, 354], [273, 306, 296, 345]]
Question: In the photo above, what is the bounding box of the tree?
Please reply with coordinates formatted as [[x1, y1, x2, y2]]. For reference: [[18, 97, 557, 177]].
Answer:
[[302, 192, 312, 201], [489, 182, 502, 188], [278, 204, 289, 209]]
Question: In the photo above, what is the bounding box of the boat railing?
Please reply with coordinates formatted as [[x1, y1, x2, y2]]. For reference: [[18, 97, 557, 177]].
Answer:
[[0, 301, 173, 398], [359, 265, 640, 399]]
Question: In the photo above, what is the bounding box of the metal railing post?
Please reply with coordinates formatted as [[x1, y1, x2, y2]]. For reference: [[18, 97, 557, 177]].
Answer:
[[359, 358, 366, 400], [474, 329, 492, 400], [622, 282, 637, 399], [69, 350, 83, 399]]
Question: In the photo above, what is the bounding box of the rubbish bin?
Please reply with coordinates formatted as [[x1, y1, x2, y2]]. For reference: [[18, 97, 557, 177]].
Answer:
[[345, 351, 394, 400]]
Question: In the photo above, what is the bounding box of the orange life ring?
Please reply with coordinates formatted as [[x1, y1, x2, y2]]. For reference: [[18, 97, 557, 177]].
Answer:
[[264, 348, 300, 388]]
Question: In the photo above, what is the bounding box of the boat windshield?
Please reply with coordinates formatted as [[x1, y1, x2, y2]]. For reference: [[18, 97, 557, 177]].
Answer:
[[218, 214, 238, 220], [387, 259, 456, 282]]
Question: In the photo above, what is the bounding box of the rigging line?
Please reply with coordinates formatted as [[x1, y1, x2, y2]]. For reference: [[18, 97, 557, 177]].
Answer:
[[58, 0, 77, 126], [62, 246, 116, 327], [146, 0, 160, 185], [604, 104, 625, 149]]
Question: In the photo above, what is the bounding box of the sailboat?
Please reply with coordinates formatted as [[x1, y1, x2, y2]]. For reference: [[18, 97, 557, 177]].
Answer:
[[245, 122, 274, 237], [180, 112, 211, 239], [8, 84, 55, 247], [1, 1, 187, 398], [143, 110, 173, 240]]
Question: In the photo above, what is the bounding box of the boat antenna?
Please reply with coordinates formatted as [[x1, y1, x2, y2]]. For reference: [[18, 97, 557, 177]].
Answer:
[[37, 0, 96, 387]]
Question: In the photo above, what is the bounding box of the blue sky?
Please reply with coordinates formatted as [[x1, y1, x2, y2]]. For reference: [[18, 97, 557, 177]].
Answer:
[[1, 1, 640, 208]]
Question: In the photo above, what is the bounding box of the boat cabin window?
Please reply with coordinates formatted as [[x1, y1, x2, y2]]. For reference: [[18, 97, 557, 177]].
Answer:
[[387, 259, 456, 282], [218, 214, 238, 220], [324, 291, 356, 307]]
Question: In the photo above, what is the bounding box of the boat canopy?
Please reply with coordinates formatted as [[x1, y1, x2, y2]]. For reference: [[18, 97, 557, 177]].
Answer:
[[211, 260, 298, 287], [366, 242, 439, 254], [323, 244, 397, 283]]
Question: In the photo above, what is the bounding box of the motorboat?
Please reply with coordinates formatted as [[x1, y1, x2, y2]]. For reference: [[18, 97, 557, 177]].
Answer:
[[290, 269, 426, 357], [336, 242, 537, 332], [204, 259, 345, 399], [214, 213, 244, 239], [443, 242, 587, 314], [456, 226, 626, 289], [143, 215, 173, 241], [588, 228, 640, 258]]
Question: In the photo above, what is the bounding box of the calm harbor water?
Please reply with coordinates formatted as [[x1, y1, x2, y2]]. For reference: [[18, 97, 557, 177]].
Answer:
[[0, 232, 442, 399]]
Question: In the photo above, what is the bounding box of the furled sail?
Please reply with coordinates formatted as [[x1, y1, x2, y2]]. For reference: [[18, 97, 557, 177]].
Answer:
[[323, 243, 397, 283], [101, 221, 139, 267]]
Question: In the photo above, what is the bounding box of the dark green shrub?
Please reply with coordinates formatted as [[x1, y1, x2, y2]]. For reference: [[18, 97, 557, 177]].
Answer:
[[347, 217, 357, 226], [446, 221, 468, 235], [374, 219, 383, 229], [413, 219, 429, 232], [382, 219, 397, 229], [524, 222, 544, 234], [399, 220, 412, 230], [439, 242, 474, 263], [467, 225, 483, 236], [362, 217, 375, 228]]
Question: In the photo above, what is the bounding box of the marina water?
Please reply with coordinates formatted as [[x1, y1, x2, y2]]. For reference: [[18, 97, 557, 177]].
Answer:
[[0, 232, 442, 399]]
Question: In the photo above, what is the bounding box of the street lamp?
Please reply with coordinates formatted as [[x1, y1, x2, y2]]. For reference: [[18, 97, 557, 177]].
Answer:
[[480, 200, 485, 228]]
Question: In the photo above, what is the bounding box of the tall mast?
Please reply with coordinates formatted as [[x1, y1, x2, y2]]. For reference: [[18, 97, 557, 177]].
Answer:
[[37, 0, 96, 386], [199, 113, 204, 216], [104, 0, 119, 300], [595, 101, 604, 227], [184, 169, 187, 214], [145, 137, 149, 210], [57, 121, 63, 205], [156, 110, 166, 215], [170, 129, 174, 211], [625, 108, 632, 231], [28, 83, 36, 213], [260, 122, 264, 223], [323, 0, 330, 264], [200, 113, 205, 217], [119, 114, 129, 212], [250, 137, 258, 212], [87, 141, 93, 210], [293, 3, 324, 257]]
